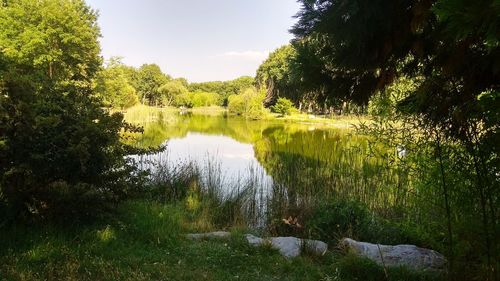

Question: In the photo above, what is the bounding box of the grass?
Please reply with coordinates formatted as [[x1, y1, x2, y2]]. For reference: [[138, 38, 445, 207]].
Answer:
[[0, 200, 444, 281], [269, 112, 372, 128], [121, 104, 179, 124], [0, 105, 443, 280]]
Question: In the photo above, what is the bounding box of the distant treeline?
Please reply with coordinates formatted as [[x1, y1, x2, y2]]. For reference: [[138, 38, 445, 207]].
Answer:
[[96, 57, 255, 109]]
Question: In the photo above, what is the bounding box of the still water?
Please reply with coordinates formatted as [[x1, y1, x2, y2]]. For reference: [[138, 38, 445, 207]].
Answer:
[[129, 111, 403, 214]]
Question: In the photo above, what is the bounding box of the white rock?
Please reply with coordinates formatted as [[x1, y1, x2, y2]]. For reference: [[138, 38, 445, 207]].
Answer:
[[186, 231, 231, 240], [340, 238, 446, 271], [269, 237, 328, 258], [303, 239, 328, 256], [188, 232, 329, 258], [245, 234, 265, 246], [270, 237, 302, 258]]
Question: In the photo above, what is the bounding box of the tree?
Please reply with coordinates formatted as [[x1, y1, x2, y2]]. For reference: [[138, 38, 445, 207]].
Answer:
[[190, 91, 219, 107], [96, 58, 139, 109], [136, 64, 170, 105], [0, 0, 138, 220], [188, 76, 255, 106], [158, 79, 189, 106], [256, 45, 301, 106], [292, 0, 499, 136], [227, 87, 267, 119], [292, 0, 499, 277], [222, 76, 255, 105]]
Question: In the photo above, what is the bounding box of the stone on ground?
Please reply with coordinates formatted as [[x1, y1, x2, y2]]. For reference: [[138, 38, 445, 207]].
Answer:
[[187, 232, 329, 258], [340, 238, 446, 271], [245, 235, 328, 258]]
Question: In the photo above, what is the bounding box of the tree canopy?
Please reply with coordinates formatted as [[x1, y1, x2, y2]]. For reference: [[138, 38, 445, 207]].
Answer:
[[256, 45, 301, 106], [96, 58, 139, 109], [291, 0, 499, 138], [189, 76, 255, 106], [135, 64, 170, 105], [0, 0, 137, 220]]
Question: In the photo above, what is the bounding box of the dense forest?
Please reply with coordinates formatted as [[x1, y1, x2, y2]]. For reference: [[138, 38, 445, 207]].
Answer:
[[0, 0, 498, 280]]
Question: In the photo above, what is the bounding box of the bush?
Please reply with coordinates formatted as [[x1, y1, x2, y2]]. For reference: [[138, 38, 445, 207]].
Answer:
[[334, 254, 443, 281], [190, 91, 219, 107], [227, 87, 267, 119], [271, 97, 295, 116], [0, 0, 142, 222], [306, 199, 424, 246]]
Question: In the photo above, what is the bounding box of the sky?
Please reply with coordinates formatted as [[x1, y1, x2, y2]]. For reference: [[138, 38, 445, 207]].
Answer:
[[85, 0, 301, 82]]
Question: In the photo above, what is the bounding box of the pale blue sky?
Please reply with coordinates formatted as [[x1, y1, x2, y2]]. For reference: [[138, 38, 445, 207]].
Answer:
[[85, 0, 300, 82]]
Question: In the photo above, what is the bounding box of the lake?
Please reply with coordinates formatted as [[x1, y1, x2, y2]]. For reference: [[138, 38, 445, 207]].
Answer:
[[128, 110, 406, 226]]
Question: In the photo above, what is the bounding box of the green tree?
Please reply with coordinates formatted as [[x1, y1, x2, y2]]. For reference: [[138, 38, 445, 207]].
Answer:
[[256, 45, 301, 106], [227, 87, 267, 119], [221, 76, 255, 105], [188, 76, 254, 106], [174, 92, 194, 108], [158, 79, 189, 106], [136, 64, 170, 105], [96, 58, 139, 109], [190, 91, 219, 107], [0, 0, 138, 220], [292, 0, 499, 277]]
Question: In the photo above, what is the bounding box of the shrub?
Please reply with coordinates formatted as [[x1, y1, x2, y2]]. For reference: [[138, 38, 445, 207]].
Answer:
[[271, 97, 295, 116], [0, 0, 142, 222], [190, 91, 219, 107], [307, 199, 375, 243], [227, 87, 267, 119], [306, 199, 423, 246]]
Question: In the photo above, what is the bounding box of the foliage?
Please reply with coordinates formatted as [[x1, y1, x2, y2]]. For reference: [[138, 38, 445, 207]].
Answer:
[[0, 200, 445, 281], [358, 111, 500, 280], [190, 91, 219, 107], [291, 0, 499, 134], [0, 0, 140, 221], [135, 64, 170, 105], [227, 87, 267, 119], [271, 97, 296, 116], [189, 76, 254, 106], [334, 254, 442, 281], [158, 79, 189, 107], [96, 58, 139, 109], [292, 0, 499, 277], [368, 77, 418, 117], [175, 92, 194, 108], [307, 199, 423, 246], [256, 45, 301, 106]]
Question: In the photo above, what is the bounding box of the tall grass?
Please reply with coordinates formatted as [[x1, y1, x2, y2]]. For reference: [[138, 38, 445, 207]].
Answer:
[[140, 150, 273, 232], [138, 132, 414, 243]]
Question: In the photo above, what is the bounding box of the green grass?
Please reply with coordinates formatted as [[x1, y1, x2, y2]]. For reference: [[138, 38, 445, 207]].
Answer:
[[0, 200, 444, 281], [268, 112, 372, 128]]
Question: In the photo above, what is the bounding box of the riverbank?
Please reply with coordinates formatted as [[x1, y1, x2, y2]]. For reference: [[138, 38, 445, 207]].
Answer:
[[0, 200, 443, 281], [121, 104, 370, 129]]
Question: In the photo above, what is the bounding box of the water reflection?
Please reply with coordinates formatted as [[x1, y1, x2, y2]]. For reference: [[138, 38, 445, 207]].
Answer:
[[130, 111, 405, 223], [142, 132, 273, 195]]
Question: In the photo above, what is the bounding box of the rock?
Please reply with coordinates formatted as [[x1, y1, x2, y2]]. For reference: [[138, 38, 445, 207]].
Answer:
[[186, 231, 231, 240], [303, 239, 328, 256], [270, 237, 302, 258], [245, 235, 328, 258], [340, 238, 446, 271], [245, 234, 264, 247], [188, 232, 329, 258]]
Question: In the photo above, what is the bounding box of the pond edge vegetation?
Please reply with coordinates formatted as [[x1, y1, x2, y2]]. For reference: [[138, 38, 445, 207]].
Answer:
[[0, 0, 498, 280]]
